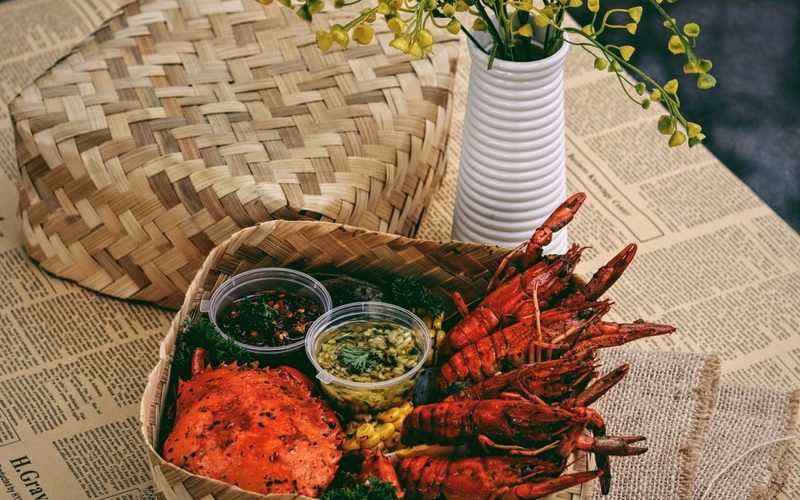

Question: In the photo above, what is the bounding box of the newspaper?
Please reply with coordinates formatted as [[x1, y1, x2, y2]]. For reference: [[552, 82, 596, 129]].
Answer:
[[0, 0, 797, 498]]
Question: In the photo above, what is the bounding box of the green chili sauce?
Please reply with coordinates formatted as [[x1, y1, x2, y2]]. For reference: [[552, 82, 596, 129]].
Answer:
[[316, 322, 421, 382]]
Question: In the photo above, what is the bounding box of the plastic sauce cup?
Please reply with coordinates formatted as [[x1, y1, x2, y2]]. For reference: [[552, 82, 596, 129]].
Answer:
[[305, 302, 431, 413], [200, 267, 332, 358]]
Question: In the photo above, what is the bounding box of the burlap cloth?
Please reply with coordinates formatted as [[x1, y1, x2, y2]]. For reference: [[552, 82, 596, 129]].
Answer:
[[689, 385, 800, 500]]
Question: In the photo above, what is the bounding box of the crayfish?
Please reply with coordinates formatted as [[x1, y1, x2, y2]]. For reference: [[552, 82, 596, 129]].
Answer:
[[354, 192, 675, 499]]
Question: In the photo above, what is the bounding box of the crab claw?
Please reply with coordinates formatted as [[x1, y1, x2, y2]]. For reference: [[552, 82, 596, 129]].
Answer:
[[582, 243, 637, 300], [493, 470, 603, 500]]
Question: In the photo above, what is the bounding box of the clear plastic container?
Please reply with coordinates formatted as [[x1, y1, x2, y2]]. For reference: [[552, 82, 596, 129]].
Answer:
[[200, 268, 332, 357], [305, 302, 431, 413]]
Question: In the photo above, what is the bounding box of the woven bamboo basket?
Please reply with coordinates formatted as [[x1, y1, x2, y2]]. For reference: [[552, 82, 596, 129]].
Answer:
[[140, 220, 594, 500], [10, 0, 459, 309]]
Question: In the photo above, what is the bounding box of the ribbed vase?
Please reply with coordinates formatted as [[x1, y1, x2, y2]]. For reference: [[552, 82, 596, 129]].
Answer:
[[451, 35, 570, 254]]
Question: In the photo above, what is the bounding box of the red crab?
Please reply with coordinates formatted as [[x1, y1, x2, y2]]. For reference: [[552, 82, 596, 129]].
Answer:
[[163, 348, 343, 497]]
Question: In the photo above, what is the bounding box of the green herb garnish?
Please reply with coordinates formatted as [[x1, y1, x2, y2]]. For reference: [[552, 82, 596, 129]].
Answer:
[[321, 477, 398, 500], [337, 345, 381, 375], [385, 276, 444, 317], [172, 319, 254, 380], [234, 295, 279, 334]]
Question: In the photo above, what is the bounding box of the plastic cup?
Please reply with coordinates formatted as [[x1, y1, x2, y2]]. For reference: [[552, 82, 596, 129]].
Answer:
[[305, 302, 431, 413], [200, 267, 332, 358]]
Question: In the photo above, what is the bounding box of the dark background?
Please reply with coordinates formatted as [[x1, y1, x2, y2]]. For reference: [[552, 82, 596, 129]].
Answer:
[[572, 0, 800, 231]]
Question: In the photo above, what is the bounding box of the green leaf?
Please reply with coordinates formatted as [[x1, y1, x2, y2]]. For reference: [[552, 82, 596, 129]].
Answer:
[[337, 345, 381, 375]]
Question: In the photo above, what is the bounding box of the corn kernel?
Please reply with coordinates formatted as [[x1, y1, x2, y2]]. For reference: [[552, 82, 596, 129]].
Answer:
[[379, 407, 402, 423], [356, 422, 375, 440], [375, 422, 395, 439], [399, 401, 414, 416], [384, 431, 402, 449], [343, 438, 362, 451], [361, 432, 382, 448]]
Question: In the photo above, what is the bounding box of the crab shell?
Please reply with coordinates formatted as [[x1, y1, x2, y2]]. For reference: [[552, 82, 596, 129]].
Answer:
[[163, 363, 343, 497]]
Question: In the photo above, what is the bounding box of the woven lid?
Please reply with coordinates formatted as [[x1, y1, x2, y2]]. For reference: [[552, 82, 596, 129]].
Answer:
[[11, 0, 459, 309]]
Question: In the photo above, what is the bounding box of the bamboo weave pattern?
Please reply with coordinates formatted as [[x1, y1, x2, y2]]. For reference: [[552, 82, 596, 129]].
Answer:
[[11, 0, 459, 309]]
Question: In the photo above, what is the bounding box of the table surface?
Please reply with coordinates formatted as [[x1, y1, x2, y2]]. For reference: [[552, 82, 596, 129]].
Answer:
[[0, 0, 797, 499]]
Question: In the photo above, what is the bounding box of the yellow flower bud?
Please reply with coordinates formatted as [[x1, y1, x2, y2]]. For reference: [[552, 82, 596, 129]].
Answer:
[[308, 0, 325, 14], [456, 0, 469, 11], [625, 22, 637, 34], [619, 45, 635, 61], [686, 122, 702, 138], [388, 0, 402, 9], [668, 35, 685, 54], [683, 22, 700, 37], [657, 115, 676, 135], [517, 24, 533, 38], [587, 0, 599, 13], [641, 98, 650, 109], [664, 79, 679, 94], [472, 18, 488, 31], [516, 0, 532, 12], [389, 35, 410, 53], [542, 4, 556, 17], [377, 2, 391, 14], [296, 5, 313, 21], [408, 41, 424, 58], [353, 24, 375, 45], [569, 0, 582, 6], [361, 7, 377, 22], [593, 57, 608, 70], [697, 73, 717, 90], [442, 3, 456, 16], [278, 0, 291, 7], [582, 24, 595, 36], [650, 88, 662, 102], [608, 60, 622, 72], [635, 82, 646, 95], [387, 17, 404, 34], [316, 30, 333, 51], [415, 29, 434, 48], [534, 15, 550, 28], [331, 27, 349, 48], [688, 132, 706, 147], [698, 59, 713, 73], [683, 61, 700, 74], [256, 0, 273, 4], [446, 19, 461, 35], [628, 6, 642, 22], [668, 131, 686, 147]]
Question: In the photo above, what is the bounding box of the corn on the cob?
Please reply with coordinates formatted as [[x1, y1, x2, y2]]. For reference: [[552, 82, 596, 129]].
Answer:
[[341, 401, 414, 453]]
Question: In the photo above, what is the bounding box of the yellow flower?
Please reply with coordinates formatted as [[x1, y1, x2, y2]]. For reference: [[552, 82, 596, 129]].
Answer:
[[686, 122, 702, 138], [517, 24, 533, 38], [353, 24, 375, 45], [657, 115, 675, 135], [628, 6, 642, 22], [650, 88, 662, 102], [377, 2, 391, 14], [582, 24, 595, 36], [446, 19, 461, 35], [517, 0, 532, 12], [308, 0, 324, 14], [442, 3, 456, 16], [415, 29, 434, 48], [387, 17, 404, 34], [593, 57, 608, 70], [619, 45, 635, 61], [316, 30, 333, 51], [569, 0, 582, 6], [668, 35, 685, 54], [625, 22, 637, 34], [683, 61, 700, 74], [455, 0, 468, 11], [697, 73, 717, 90], [473, 18, 488, 31], [331, 26, 349, 48], [664, 79, 679, 94], [362, 7, 377, 22], [668, 131, 686, 147], [408, 41, 424, 58], [389, 35, 410, 53], [587, 0, 599, 13], [683, 22, 700, 37]]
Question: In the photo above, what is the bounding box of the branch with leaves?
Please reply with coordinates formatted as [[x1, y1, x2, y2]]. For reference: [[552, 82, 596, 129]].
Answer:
[[258, 0, 716, 148]]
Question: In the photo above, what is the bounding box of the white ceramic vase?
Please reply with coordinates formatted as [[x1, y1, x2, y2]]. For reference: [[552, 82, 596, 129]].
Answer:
[[451, 34, 570, 254]]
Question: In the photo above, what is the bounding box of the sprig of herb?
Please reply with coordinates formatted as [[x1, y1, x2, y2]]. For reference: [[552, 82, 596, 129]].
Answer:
[[234, 296, 279, 334], [321, 477, 398, 500], [337, 345, 382, 375], [172, 319, 254, 380]]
